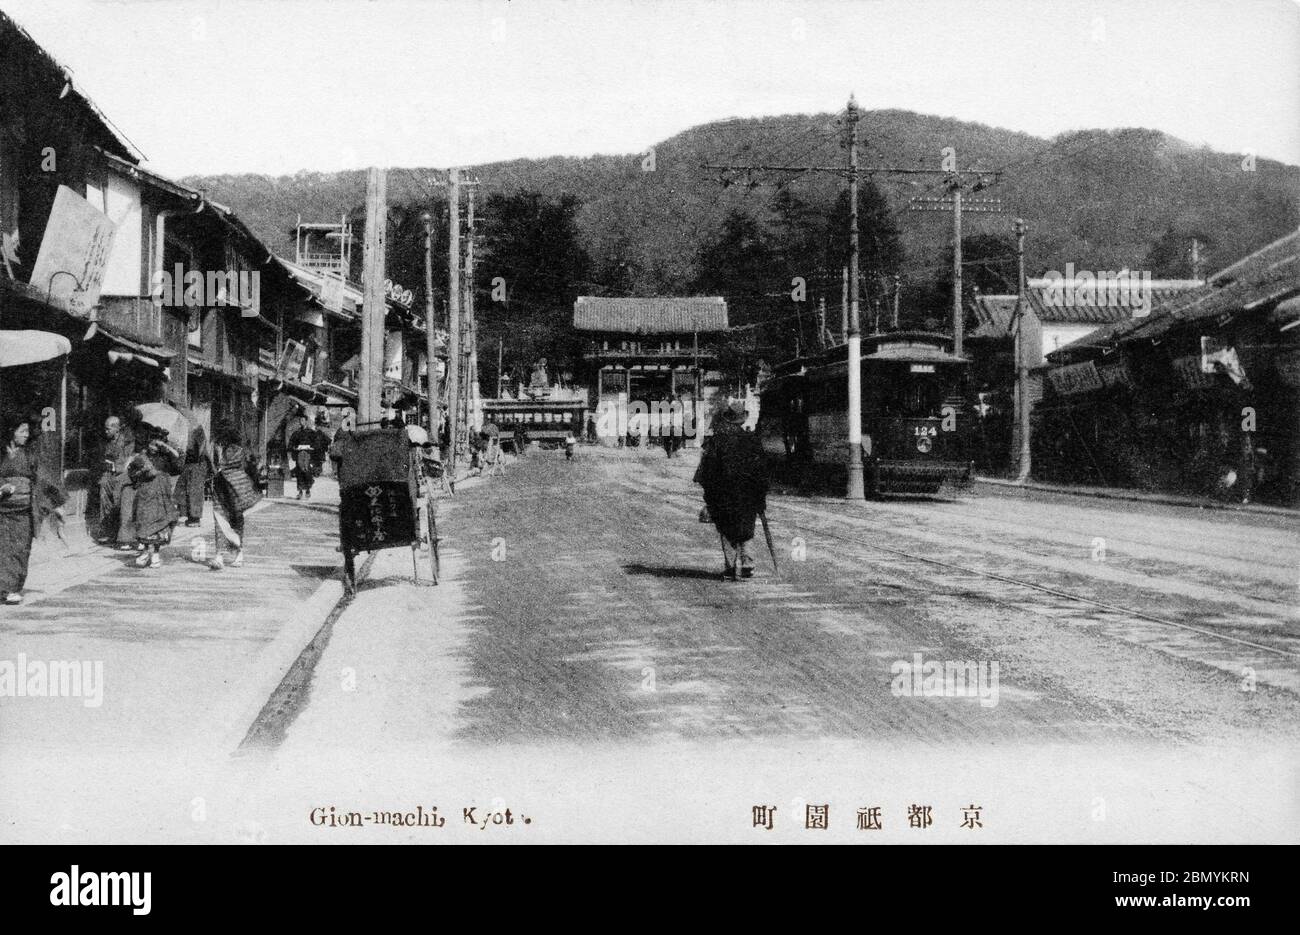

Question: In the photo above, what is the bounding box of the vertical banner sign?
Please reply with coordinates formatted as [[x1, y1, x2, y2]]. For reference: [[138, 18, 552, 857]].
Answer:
[[319, 272, 346, 314], [278, 339, 306, 382], [29, 185, 117, 315], [384, 330, 404, 382]]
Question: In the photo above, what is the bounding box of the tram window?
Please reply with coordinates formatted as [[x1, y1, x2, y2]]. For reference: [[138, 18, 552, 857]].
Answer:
[[887, 374, 945, 417]]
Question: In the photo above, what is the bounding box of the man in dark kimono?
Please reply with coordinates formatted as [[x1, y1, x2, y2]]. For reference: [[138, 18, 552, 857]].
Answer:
[[97, 415, 134, 545], [695, 400, 767, 580], [288, 411, 324, 500], [174, 422, 209, 526]]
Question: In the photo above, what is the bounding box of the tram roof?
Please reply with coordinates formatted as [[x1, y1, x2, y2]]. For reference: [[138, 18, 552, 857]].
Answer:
[[769, 331, 965, 374]]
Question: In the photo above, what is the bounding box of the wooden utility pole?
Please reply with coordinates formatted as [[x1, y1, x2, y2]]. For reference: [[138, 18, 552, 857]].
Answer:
[[422, 209, 438, 437], [840, 266, 849, 343], [497, 337, 504, 397], [1012, 218, 1032, 483], [892, 274, 901, 329], [908, 181, 1004, 358], [464, 185, 478, 432], [446, 168, 461, 476], [359, 167, 387, 426], [844, 96, 865, 498], [704, 98, 1004, 498]]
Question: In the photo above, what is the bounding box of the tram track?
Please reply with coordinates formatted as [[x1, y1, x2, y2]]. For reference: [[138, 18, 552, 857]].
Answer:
[[623, 471, 1300, 662], [782, 502, 1300, 661]]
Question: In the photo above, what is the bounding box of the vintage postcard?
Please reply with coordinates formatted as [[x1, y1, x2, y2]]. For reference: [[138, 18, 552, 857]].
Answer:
[[0, 0, 1295, 870]]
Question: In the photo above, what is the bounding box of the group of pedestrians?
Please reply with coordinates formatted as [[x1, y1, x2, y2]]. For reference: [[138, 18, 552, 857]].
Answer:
[[96, 412, 255, 571]]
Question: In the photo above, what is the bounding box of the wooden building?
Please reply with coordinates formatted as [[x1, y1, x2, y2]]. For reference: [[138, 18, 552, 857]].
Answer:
[[1036, 230, 1300, 505]]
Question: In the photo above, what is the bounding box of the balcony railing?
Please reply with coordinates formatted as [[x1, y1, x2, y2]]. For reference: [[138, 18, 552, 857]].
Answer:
[[588, 344, 716, 359], [98, 296, 165, 345], [298, 253, 347, 272]]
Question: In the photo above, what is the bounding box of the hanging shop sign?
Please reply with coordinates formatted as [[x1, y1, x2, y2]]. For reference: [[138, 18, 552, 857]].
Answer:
[[277, 339, 307, 382], [1172, 354, 1219, 390], [1096, 359, 1133, 389], [1199, 336, 1249, 386], [384, 279, 414, 309], [1047, 360, 1103, 396], [29, 185, 116, 316]]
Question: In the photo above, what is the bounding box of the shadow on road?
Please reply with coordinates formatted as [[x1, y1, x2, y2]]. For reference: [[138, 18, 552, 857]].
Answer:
[[622, 562, 721, 581]]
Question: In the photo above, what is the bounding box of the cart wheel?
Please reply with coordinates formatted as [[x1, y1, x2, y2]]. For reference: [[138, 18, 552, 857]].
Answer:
[[342, 550, 357, 596], [426, 505, 440, 585]]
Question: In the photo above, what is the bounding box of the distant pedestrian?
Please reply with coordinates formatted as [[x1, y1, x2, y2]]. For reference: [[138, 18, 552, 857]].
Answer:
[[513, 423, 528, 459], [210, 419, 259, 569], [125, 424, 181, 568], [694, 400, 768, 581], [288, 410, 322, 500], [563, 431, 576, 461], [0, 414, 66, 604], [173, 421, 209, 527]]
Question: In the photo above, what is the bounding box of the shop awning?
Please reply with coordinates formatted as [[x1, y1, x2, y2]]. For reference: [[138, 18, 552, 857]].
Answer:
[[316, 381, 359, 404], [108, 350, 161, 368], [1272, 295, 1300, 332], [103, 328, 175, 363], [0, 330, 72, 367]]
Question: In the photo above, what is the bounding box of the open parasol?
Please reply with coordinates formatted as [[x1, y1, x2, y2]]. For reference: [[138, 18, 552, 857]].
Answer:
[[134, 402, 194, 451]]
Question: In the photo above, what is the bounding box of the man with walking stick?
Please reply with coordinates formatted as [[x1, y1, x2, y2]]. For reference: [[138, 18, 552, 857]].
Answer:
[[694, 400, 770, 581]]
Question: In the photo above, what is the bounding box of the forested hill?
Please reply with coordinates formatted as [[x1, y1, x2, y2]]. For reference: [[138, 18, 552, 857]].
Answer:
[[185, 108, 1300, 295]]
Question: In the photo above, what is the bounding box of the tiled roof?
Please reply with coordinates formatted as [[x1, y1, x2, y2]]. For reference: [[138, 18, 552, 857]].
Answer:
[[969, 280, 1202, 337], [1049, 228, 1300, 356], [1104, 228, 1300, 343], [573, 296, 728, 333]]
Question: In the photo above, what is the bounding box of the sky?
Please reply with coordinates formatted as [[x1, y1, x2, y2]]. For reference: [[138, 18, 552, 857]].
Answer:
[[4, 0, 1298, 178]]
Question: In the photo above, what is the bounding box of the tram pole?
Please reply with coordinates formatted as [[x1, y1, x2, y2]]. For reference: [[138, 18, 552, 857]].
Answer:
[[422, 209, 438, 440], [359, 167, 387, 426], [845, 95, 866, 501], [1013, 218, 1032, 483], [446, 168, 461, 479]]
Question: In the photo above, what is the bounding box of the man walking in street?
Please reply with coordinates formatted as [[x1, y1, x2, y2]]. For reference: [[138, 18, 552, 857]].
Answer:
[[288, 410, 322, 500], [694, 400, 767, 580], [97, 415, 134, 545], [174, 421, 209, 527]]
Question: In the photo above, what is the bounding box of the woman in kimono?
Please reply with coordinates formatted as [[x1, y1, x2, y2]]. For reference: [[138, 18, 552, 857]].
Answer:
[[209, 419, 258, 569], [0, 414, 66, 605], [125, 422, 181, 568]]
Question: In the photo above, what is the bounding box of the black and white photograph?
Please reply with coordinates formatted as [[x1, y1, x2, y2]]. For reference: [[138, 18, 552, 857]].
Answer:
[[0, 0, 1296, 868]]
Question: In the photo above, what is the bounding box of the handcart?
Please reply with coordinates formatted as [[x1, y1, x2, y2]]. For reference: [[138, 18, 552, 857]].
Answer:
[[333, 426, 440, 594]]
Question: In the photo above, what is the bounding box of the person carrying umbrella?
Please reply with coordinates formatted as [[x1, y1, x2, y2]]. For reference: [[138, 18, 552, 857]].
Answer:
[[694, 400, 768, 581]]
